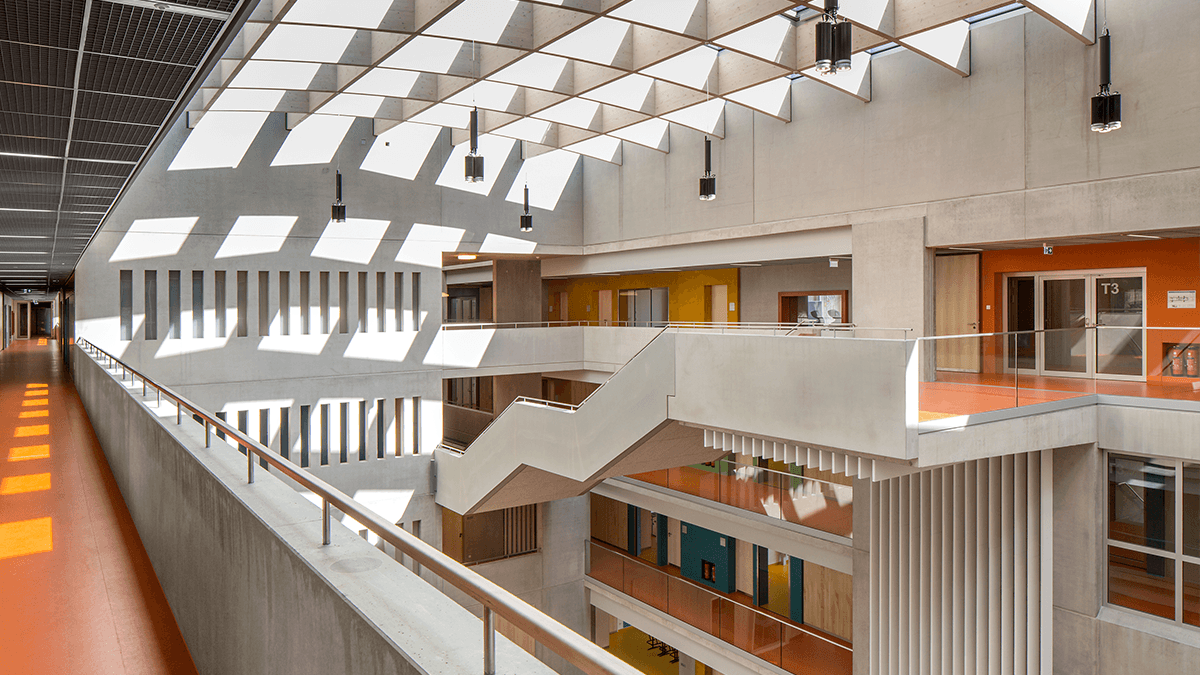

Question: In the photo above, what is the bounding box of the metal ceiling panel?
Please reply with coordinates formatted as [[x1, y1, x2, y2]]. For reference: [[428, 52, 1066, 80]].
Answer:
[[0, 135, 67, 157], [75, 90, 174, 125], [0, 42, 78, 88], [0, 112, 69, 139], [0, 0, 86, 50], [87, 4, 222, 67], [0, 82, 74, 116], [69, 141, 146, 163], [79, 52, 194, 99]]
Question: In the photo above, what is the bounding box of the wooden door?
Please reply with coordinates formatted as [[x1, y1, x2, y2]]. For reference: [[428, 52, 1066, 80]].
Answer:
[[710, 285, 728, 324], [935, 254, 980, 371], [558, 291, 568, 321], [597, 289, 612, 325]]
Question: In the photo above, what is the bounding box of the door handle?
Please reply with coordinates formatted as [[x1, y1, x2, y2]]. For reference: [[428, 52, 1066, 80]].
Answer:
[[969, 322, 979, 331]]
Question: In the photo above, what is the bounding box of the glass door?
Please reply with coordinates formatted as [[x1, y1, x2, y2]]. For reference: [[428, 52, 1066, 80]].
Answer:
[[1094, 275, 1144, 378], [1041, 277, 1090, 376]]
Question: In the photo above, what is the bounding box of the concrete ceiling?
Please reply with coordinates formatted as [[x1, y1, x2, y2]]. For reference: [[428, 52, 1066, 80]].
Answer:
[[0, 0, 248, 290]]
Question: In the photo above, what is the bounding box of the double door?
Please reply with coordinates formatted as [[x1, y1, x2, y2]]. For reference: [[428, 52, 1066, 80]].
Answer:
[[1006, 269, 1145, 380]]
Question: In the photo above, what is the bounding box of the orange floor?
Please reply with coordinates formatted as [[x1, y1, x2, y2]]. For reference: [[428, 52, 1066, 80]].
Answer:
[[919, 370, 1200, 421], [0, 339, 197, 674]]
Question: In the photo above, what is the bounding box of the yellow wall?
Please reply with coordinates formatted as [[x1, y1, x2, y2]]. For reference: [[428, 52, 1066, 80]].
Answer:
[[546, 268, 741, 324]]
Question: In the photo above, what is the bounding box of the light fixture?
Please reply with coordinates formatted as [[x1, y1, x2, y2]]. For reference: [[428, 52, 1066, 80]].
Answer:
[[520, 184, 533, 232], [464, 107, 485, 182], [816, 0, 852, 76], [699, 136, 716, 201], [1127, 233, 1162, 239], [331, 170, 346, 222], [1090, 30, 1121, 133], [457, 254, 478, 260]]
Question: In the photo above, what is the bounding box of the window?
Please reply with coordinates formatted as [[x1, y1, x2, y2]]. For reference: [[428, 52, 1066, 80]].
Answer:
[[320, 402, 330, 465], [167, 271, 180, 338], [411, 272, 421, 331], [376, 272, 386, 332], [236, 271, 248, 337], [412, 395, 421, 455], [144, 270, 158, 340], [119, 270, 132, 340], [1108, 452, 1200, 626], [339, 401, 349, 464], [258, 271, 270, 336], [279, 271, 290, 335], [319, 272, 330, 334], [446, 376, 491, 411], [280, 406, 290, 459], [375, 399, 385, 459], [215, 271, 226, 338], [358, 400, 367, 461], [394, 397, 403, 456], [299, 271, 310, 335], [339, 271, 349, 334], [358, 272, 368, 333], [394, 272, 403, 331], [258, 408, 269, 468], [299, 405, 310, 468], [192, 271, 204, 338]]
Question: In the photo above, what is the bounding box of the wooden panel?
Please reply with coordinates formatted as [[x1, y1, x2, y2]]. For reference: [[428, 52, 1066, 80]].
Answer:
[[590, 493, 627, 549], [935, 253, 981, 372], [494, 611, 537, 656], [597, 289, 612, 324], [711, 285, 728, 324], [441, 506, 464, 563], [804, 561, 853, 641]]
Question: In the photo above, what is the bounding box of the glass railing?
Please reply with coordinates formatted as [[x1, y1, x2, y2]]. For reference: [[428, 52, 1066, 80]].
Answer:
[[626, 460, 853, 539], [586, 541, 852, 675], [917, 326, 1200, 422]]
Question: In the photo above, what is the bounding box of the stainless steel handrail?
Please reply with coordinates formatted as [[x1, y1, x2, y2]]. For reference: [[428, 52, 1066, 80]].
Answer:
[[75, 339, 642, 675]]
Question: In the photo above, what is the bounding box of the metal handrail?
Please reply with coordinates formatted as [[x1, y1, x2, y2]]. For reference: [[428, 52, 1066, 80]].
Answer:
[[917, 324, 1200, 342], [74, 339, 641, 675], [440, 319, 912, 338]]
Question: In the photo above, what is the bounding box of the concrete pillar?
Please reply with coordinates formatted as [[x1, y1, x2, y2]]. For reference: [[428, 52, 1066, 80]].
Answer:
[[677, 653, 696, 675], [850, 217, 934, 337], [592, 607, 612, 649], [852, 477, 872, 675], [1052, 443, 1103, 675], [492, 259, 542, 323]]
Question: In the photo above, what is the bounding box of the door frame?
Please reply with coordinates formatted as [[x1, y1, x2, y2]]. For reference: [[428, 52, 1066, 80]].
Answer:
[[1002, 267, 1146, 381], [15, 301, 30, 340]]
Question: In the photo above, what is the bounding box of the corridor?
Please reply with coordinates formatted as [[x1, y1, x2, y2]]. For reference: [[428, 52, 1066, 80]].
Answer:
[[0, 340, 196, 674]]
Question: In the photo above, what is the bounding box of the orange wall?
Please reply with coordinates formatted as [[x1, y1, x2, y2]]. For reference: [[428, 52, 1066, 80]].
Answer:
[[980, 238, 1200, 377], [546, 269, 741, 324]]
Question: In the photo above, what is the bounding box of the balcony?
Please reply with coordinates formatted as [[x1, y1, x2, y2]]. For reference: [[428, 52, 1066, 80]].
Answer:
[[586, 541, 852, 675], [626, 458, 853, 539]]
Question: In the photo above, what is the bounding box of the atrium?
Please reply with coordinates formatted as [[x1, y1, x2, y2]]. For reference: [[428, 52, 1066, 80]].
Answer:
[[1, 0, 1198, 674]]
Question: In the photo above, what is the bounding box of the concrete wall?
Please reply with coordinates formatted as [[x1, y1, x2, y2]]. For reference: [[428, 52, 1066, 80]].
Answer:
[[71, 344, 550, 675], [738, 261, 853, 324]]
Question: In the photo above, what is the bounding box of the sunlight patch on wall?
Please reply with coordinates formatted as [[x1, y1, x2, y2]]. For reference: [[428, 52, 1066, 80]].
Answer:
[[349, 489, 414, 527], [505, 149, 578, 211], [168, 112, 269, 171], [75, 316, 139, 360], [258, 333, 331, 355], [311, 218, 391, 264], [423, 327, 496, 368], [343, 331, 417, 363], [210, 89, 286, 111], [360, 123, 441, 180], [215, 215, 298, 259], [154, 336, 232, 359], [434, 134, 515, 196], [110, 217, 198, 262], [271, 115, 355, 167], [396, 223, 465, 266], [479, 233, 537, 255]]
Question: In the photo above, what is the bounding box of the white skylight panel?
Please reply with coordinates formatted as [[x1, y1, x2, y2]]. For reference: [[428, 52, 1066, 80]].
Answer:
[[563, 135, 622, 163], [489, 53, 570, 91], [215, 216, 298, 259], [506, 149, 579, 211], [543, 18, 630, 66], [662, 98, 724, 134], [381, 36, 463, 74], [716, 16, 792, 62], [230, 61, 321, 89], [360, 122, 443, 180], [346, 69, 421, 97], [445, 81, 520, 111], [283, 0, 395, 28], [255, 24, 357, 62], [491, 118, 554, 144], [533, 98, 600, 129], [425, 0, 520, 44], [724, 77, 791, 117], [408, 103, 472, 128], [581, 74, 653, 110], [270, 114, 356, 166], [320, 93, 385, 117], [168, 112, 269, 171], [435, 134, 516, 196], [609, 0, 703, 34], [641, 46, 717, 89], [609, 118, 668, 149], [210, 89, 285, 111]]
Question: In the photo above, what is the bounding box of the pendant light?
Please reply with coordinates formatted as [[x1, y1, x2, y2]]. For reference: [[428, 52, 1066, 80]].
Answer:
[[464, 107, 484, 182], [331, 170, 346, 222], [698, 136, 716, 201], [816, 0, 852, 76], [520, 184, 533, 232], [1090, 29, 1121, 133]]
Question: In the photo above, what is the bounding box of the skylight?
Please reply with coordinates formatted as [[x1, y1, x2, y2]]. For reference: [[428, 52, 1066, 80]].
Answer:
[[445, 81, 521, 112], [661, 98, 724, 135], [210, 89, 285, 111], [408, 103, 472, 128], [489, 53, 570, 91], [425, 0, 520, 44], [640, 46, 717, 90], [533, 98, 600, 130], [581, 74, 654, 111], [230, 61, 321, 89], [283, 0, 395, 29], [346, 69, 422, 97], [254, 24, 357, 62], [724, 77, 791, 118], [716, 16, 792, 62], [609, 118, 669, 150], [563, 135, 622, 163], [609, 0, 704, 34], [543, 18, 631, 66], [491, 118, 555, 144], [381, 36, 464, 74], [319, 94, 386, 117]]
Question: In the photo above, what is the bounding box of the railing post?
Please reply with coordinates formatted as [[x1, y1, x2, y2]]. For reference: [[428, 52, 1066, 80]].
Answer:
[[176, 400, 181, 425], [205, 420, 211, 448], [322, 499, 331, 545], [247, 445, 255, 483], [483, 607, 496, 675]]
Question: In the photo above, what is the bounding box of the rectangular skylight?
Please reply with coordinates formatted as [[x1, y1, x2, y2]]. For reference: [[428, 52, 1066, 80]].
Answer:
[[640, 46, 717, 90], [408, 103, 472, 128], [425, 0, 520, 44], [283, 0, 395, 29], [533, 98, 600, 129], [230, 61, 321, 89], [609, 0, 703, 34], [489, 53, 570, 91], [543, 18, 631, 66], [609, 118, 669, 150], [320, 93, 386, 117], [563, 135, 622, 163], [347, 69, 422, 97], [581, 74, 654, 110], [210, 89, 286, 111], [381, 36, 464, 74], [716, 15, 792, 62], [445, 81, 521, 112], [255, 24, 357, 62], [491, 118, 554, 144], [661, 98, 724, 135]]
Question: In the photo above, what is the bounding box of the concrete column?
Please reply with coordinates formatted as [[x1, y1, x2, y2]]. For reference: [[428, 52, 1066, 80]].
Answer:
[[678, 653, 696, 675], [492, 259, 542, 323], [851, 218, 934, 337], [592, 607, 613, 649], [851, 477, 872, 675], [1052, 443, 1103, 675]]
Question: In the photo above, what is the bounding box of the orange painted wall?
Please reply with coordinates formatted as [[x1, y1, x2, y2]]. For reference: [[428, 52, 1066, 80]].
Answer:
[[979, 238, 1200, 378], [546, 269, 741, 324]]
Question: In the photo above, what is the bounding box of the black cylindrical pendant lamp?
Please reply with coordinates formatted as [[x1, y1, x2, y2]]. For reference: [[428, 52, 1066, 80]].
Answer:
[[698, 136, 716, 201], [520, 185, 533, 232], [464, 107, 485, 182], [833, 21, 852, 72], [815, 20, 834, 74], [1090, 30, 1122, 133], [331, 170, 346, 222]]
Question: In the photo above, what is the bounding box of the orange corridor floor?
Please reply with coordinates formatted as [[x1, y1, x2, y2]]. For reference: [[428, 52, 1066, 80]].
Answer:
[[0, 339, 197, 675]]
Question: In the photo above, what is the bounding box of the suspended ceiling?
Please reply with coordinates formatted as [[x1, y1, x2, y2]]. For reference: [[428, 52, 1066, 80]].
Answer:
[[0, 0, 247, 291]]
